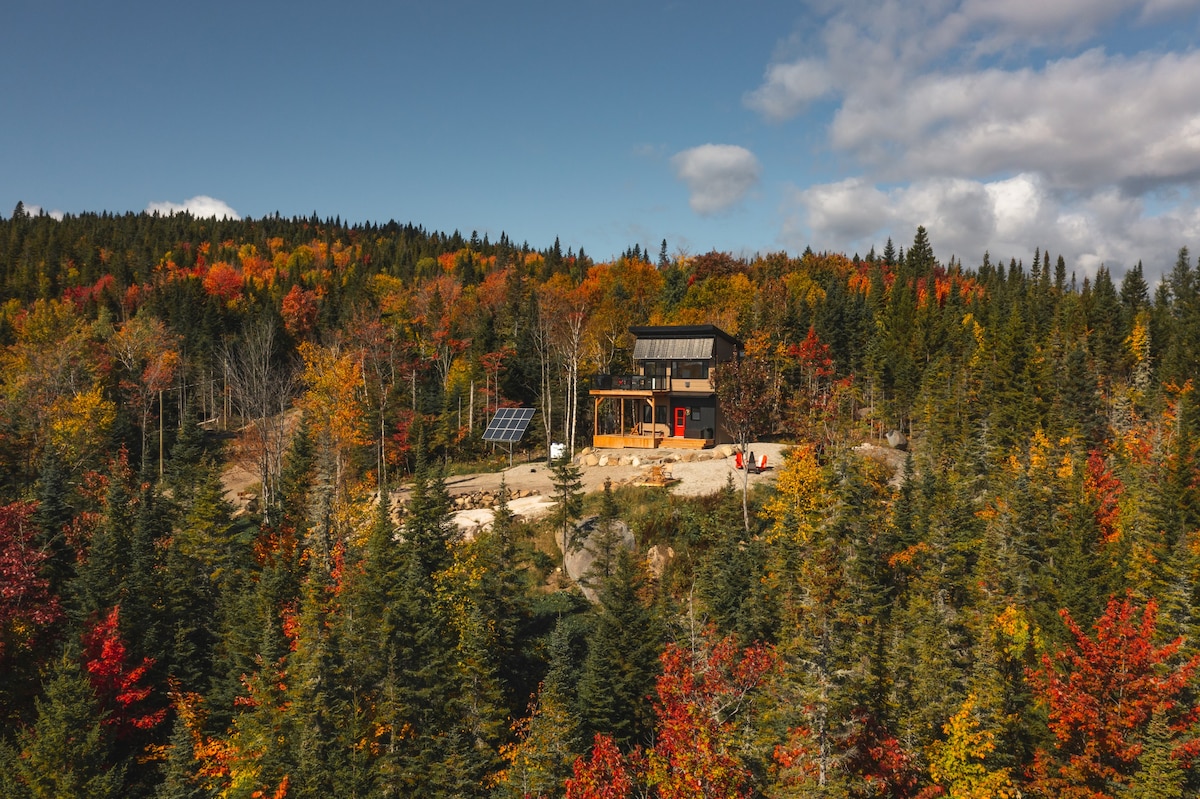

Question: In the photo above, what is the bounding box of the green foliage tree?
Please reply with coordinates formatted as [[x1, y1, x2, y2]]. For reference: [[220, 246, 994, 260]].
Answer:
[[13, 651, 125, 799], [550, 455, 585, 572], [576, 547, 662, 750]]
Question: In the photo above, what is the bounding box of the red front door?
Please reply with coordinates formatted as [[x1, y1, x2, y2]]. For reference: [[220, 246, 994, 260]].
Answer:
[[674, 407, 687, 438]]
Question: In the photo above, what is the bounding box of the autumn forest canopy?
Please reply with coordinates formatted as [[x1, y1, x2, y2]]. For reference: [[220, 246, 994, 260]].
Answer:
[[5, 203, 1200, 798]]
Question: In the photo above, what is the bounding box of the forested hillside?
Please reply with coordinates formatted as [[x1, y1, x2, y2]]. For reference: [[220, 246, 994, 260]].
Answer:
[[3, 204, 1200, 798]]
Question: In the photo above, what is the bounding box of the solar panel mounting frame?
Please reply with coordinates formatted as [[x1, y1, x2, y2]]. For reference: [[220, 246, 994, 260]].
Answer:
[[482, 406, 536, 466], [482, 406, 536, 443]]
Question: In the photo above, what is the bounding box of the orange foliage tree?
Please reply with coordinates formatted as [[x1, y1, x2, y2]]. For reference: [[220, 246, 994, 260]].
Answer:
[[202, 261, 244, 304], [281, 284, 320, 340], [1027, 595, 1200, 798], [565, 630, 776, 799]]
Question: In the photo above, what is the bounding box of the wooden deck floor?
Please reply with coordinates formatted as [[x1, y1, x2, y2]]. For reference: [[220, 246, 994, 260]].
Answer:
[[591, 434, 713, 450]]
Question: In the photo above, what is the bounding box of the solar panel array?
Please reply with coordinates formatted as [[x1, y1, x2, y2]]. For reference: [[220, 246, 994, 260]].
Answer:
[[482, 407, 535, 443]]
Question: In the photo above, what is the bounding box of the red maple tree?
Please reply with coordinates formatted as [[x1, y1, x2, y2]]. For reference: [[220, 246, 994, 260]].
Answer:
[[82, 605, 167, 738], [565, 734, 637, 799], [1027, 595, 1200, 798], [0, 501, 62, 662], [565, 630, 776, 799]]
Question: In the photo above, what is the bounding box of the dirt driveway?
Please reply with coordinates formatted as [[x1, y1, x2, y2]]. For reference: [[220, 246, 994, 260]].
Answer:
[[442, 442, 789, 529], [224, 441, 791, 530], [462, 442, 787, 495]]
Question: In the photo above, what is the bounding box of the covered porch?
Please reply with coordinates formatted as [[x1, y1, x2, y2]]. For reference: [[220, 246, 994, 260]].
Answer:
[[589, 390, 713, 450]]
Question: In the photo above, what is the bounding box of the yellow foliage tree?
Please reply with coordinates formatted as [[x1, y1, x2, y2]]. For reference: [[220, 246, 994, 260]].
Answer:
[[46, 383, 116, 473], [299, 342, 368, 496], [927, 693, 1018, 799], [759, 445, 829, 546], [0, 299, 102, 474]]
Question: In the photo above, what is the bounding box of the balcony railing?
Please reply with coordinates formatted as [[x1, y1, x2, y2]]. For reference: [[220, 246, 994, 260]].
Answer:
[[592, 374, 670, 391]]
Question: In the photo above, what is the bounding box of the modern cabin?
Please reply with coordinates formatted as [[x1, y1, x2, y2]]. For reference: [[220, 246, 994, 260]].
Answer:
[[589, 324, 743, 449]]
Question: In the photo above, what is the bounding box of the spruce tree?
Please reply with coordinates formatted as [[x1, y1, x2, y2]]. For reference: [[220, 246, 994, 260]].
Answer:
[[1124, 707, 1187, 799], [71, 457, 137, 624], [549, 455, 584, 573], [154, 712, 205, 799], [575, 547, 661, 750], [32, 451, 76, 598], [14, 652, 125, 799]]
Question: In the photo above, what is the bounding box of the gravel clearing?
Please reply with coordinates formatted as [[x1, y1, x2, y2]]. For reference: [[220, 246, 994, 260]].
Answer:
[[445, 441, 789, 531]]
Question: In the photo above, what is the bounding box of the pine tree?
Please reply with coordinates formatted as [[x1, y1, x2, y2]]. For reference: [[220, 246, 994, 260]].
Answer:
[[495, 622, 584, 798], [550, 455, 585, 573], [14, 651, 125, 799], [153, 711, 206, 799], [1123, 706, 1187, 799], [121, 476, 171, 667], [576, 547, 662, 750], [163, 402, 209, 507], [32, 450, 77, 597], [72, 456, 137, 623], [583, 478, 626, 590]]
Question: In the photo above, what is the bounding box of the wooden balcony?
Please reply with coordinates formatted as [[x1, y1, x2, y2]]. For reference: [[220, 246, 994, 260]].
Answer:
[[589, 374, 670, 396]]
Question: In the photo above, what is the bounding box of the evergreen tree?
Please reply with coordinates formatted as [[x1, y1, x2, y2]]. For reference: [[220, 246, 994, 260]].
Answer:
[[549, 455, 585, 573], [163, 402, 209, 506], [13, 652, 125, 799], [121, 476, 173, 669], [153, 712, 206, 799], [697, 515, 774, 644], [495, 621, 585, 798], [72, 456, 138, 623], [1123, 707, 1187, 799], [32, 451, 77, 598], [576, 547, 662, 750], [582, 478, 627, 590], [1089, 266, 1127, 378]]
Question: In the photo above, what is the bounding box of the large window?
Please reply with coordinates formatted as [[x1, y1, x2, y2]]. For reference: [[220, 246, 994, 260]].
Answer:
[[643, 360, 668, 378], [674, 360, 709, 379], [641, 404, 669, 425]]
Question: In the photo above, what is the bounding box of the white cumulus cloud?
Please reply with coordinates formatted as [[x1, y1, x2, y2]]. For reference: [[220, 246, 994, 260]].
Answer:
[[147, 195, 241, 220], [749, 0, 1200, 276], [744, 59, 836, 121], [671, 144, 761, 215], [22, 204, 64, 221], [790, 173, 1200, 279], [830, 49, 1200, 194]]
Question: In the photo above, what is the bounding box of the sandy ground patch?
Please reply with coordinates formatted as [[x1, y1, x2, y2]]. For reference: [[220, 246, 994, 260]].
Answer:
[[223, 441, 792, 532], [447, 441, 789, 531]]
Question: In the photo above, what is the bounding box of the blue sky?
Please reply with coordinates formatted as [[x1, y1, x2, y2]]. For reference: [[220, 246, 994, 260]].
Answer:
[[4, 1, 1200, 279]]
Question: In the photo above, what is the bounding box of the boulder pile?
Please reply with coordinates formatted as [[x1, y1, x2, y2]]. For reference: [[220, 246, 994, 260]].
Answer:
[[575, 444, 738, 468], [451, 487, 540, 511]]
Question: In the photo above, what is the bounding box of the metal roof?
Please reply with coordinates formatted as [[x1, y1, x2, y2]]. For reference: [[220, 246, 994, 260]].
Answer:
[[633, 337, 715, 361], [628, 324, 741, 346]]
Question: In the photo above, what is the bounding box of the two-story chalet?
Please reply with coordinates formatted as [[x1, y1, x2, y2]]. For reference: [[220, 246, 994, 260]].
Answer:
[[589, 324, 743, 449]]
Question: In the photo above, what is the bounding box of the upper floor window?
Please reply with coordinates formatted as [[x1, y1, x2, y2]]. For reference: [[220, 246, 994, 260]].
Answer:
[[642, 360, 669, 378], [674, 360, 709, 379]]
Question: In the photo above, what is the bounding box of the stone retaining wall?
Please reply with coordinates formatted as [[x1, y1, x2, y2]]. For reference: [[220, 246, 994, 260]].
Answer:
[[575, 443, 738, 468], [451, 487, 541, 511]]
